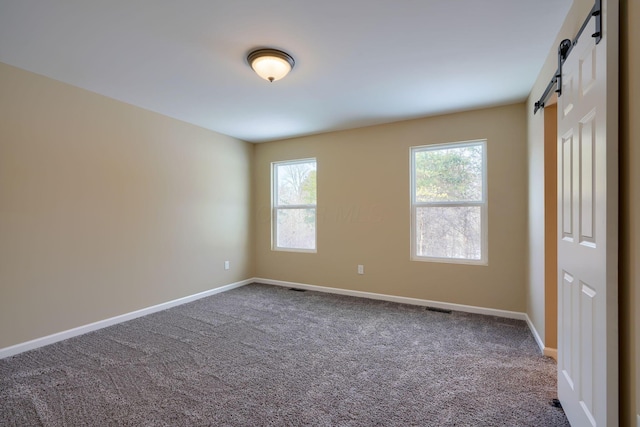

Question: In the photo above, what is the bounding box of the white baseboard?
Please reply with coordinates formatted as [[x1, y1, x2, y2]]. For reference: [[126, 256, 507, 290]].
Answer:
[[524, 314, 545, 354], [255, 277, 527, 321], [543, 347, 558, 361], [1, 278, 548, 360], [0, 278, 252, 360], [523, 315, 559, 360]]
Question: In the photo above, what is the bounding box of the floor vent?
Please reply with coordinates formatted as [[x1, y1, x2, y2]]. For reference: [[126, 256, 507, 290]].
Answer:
[[426, 306, 452, 314], [289, 288, 307, 292]]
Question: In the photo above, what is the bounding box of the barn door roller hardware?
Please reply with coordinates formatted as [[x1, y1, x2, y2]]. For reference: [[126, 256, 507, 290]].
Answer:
[[533, 0, 602, 114]]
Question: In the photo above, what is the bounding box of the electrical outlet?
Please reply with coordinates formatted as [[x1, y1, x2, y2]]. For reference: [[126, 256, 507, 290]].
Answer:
[[224, 261, 230, 270], [357, 265, 364, 275]]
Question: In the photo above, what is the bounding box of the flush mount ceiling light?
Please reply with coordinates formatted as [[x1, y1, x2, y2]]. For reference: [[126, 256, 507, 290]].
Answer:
[[247, 48, 295, 82]]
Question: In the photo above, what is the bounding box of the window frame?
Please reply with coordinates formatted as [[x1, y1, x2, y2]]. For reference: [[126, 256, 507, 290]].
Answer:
[[410, 140, 488, 265], [271, 158, 317, 253]]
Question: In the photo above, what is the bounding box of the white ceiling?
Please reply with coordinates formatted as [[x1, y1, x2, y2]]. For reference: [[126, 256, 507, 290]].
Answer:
[[0, 1, 572, 143]]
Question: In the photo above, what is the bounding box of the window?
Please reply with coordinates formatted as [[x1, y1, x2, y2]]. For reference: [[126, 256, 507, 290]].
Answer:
[[272, 159, 317, 252], [411, 140, 487, 264]]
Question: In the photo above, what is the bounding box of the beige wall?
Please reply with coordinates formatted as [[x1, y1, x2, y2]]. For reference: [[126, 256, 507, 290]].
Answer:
[[525, 0, 594, 349], [0, 63, 254, 349], [620, 0, 639, 424], [254, 104, 528, 312], [543, 103, 557, 351], [527, 0, 639, 423]]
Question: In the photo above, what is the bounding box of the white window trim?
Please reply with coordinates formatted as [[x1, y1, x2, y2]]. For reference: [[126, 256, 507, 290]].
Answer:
[[410, 140, 488, 265], [271, 158, 317, 253]]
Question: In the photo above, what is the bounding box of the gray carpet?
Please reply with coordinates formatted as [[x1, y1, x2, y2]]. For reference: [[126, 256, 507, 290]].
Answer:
[[0, 283, 568, 426]]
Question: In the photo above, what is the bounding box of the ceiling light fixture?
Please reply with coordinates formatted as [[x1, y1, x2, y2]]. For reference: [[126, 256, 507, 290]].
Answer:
[[247, 48, 295, 82]]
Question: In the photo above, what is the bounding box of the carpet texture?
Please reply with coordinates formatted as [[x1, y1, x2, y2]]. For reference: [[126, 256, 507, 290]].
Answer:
[[1, 283, 569, 426]]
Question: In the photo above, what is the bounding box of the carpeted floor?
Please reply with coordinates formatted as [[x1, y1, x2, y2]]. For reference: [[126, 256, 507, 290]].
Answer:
[[0, 283, 569, 426]]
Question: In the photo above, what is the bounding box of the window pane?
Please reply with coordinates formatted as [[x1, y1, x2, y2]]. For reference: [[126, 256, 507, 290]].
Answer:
[[276, 161, 317, 206], [415, 206, 481, 260], [414, 144, 483, 203], [276, 208, 316, 250]]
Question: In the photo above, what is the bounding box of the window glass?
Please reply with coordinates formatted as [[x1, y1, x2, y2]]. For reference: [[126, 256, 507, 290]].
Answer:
[[272, 159, 317, 252], [411, 141, 487, 264]]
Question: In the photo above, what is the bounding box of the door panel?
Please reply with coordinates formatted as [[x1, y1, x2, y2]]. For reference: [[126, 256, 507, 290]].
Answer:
[[560, 271, 575, 388], [579, 112, 596, 245], [561, 132, 573, 240]]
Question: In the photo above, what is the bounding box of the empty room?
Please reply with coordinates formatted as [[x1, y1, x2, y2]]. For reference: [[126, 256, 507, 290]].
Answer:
[[0, 0, 638, 426]]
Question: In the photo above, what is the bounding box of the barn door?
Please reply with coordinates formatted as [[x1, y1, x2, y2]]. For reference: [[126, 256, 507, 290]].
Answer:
[[556, 2, 618, 426]]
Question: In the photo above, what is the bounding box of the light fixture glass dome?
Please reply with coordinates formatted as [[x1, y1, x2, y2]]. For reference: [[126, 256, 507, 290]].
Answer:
[[248, 49, 295, 82]]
